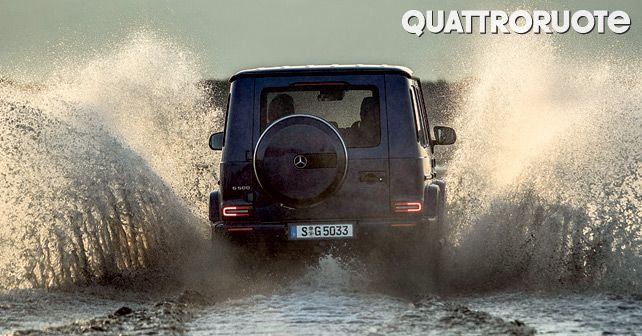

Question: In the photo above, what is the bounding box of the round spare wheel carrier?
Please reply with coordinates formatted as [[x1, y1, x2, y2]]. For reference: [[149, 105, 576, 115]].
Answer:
[[253, 114, 348, 208]]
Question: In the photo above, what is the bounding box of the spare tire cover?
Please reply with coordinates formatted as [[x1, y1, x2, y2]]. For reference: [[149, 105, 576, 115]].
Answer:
[[254, 114, 348, 208]]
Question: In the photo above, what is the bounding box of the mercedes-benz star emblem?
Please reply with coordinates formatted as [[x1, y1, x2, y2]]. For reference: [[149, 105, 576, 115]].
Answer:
[[293, 155, 308, 169]]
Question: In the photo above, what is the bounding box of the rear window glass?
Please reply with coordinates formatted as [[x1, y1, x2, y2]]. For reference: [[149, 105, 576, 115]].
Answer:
[[260, 85, 381, 148]]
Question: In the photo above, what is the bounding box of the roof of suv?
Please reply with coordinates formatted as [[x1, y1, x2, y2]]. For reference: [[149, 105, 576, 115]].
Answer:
[[229, 64, 414, 82]]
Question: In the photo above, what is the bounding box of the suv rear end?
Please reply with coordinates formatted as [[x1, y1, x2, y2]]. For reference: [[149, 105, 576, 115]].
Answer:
[[208, 65, 454, 248]]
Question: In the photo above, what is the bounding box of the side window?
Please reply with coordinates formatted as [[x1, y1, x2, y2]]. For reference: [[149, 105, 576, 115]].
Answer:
[[410, 88, 427, 146], [221, 93, 231, 145], [413, 85, 431, 145]]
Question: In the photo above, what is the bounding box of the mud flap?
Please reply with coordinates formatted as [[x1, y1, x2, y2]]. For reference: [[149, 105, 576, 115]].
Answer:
[[432, 179, 446, 221], [424, 184, 440, 219], [209, 191, 220, 222]]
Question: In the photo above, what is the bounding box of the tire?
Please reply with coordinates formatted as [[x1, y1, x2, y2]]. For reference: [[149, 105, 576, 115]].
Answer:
[[385, 191, 445, 293], [426, 208, 444, 289]]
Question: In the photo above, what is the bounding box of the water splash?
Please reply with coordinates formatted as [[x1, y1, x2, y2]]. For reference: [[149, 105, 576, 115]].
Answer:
[[0, 32, 221, 289], [442, 35, 642, 292], [1, 30, 639, 295]]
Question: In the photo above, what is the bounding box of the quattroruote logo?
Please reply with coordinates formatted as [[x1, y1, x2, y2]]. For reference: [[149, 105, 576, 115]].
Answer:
[[293, 154, 308, 169]]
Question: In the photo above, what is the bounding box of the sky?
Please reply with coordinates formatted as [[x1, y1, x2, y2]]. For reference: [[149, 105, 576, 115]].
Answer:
[[1, 0, 640, 80]]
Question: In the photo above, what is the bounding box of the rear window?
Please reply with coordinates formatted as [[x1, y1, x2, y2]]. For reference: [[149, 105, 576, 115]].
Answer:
[[260, 85, 381, 148]]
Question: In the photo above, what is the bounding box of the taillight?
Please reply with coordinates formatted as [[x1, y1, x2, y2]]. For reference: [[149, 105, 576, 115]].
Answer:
[[393, 201, 422, 213], [390, 223, 417, 228], [222, 205, 252, 217], [292, 82, 347, 87], [227, 227, 254, 232]]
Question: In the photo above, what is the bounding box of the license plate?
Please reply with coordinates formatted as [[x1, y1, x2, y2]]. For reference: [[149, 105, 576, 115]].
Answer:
[[289, 224, 354, 240]]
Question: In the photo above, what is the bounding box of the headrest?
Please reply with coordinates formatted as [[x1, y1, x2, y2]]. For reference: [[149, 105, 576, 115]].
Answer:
[[360, 97, 379, 119], [268, 94, 294, 122]]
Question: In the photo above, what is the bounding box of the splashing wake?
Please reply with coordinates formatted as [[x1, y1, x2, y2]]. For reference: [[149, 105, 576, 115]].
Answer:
[[0, 31, 639, 297], [0, 32, 221, 289], [442, 35, 641, 292]]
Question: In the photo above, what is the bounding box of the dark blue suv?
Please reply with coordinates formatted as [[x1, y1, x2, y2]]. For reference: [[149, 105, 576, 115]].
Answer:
[[208, 65, 455, 252]]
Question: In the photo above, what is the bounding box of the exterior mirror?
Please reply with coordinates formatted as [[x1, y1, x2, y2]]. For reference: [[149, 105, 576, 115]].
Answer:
[[433, 126, 456, 145], [209, 132, 225, 150]]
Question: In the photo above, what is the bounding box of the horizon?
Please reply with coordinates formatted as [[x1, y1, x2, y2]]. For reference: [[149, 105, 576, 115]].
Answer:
[[1, 0, 640, 81]]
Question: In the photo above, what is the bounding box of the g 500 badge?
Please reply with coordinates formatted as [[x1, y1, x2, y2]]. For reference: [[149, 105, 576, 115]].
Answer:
[[232, 185, 251, 191]]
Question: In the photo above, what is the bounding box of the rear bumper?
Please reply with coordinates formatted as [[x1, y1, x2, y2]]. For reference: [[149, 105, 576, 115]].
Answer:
[[212, 217, 431, 242]]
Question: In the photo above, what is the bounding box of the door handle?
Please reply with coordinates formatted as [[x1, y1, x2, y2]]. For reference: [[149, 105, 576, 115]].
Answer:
[[359, 171, 386, 184]]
